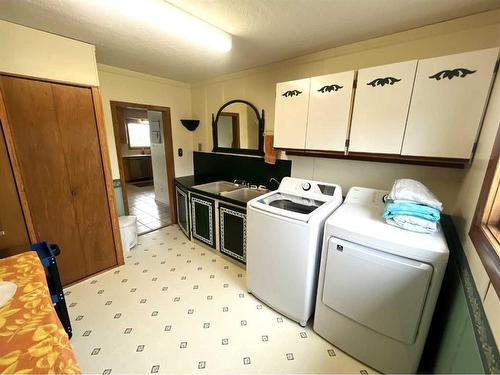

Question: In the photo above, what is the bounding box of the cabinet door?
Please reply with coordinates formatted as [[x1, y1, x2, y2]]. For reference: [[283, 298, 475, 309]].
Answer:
[[306, 71, 355, 151], [349, 60, 417, 154], [219, 203, 246, 263], [402, 48, 499, 159], [273, 78, 310, 149], [190, 194, 215, 249], [176, 186, 190, 239]]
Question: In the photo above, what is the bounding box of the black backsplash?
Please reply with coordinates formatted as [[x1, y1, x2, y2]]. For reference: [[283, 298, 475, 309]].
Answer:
[[193, 152, 291, 188]]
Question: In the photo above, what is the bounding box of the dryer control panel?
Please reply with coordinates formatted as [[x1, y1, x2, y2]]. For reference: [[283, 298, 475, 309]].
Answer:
[[279, 177, 341, 201]]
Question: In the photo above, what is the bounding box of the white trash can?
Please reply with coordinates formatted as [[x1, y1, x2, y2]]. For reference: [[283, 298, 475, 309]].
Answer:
[[119, 215, 138, 252]]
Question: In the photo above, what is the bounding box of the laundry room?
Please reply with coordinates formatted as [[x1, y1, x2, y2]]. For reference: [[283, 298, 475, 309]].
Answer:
[[0, 2, 499, 374]]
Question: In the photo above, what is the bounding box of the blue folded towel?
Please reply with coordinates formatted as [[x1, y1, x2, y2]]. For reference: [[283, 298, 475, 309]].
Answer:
[[383, 199, 441, 223]]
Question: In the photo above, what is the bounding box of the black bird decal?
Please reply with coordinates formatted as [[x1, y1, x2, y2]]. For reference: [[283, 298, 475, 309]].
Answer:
[[282, 90, 302, 97], [367, 77, 401, 87], [428, 68, 476, 80], [318, 84, 343, 93]]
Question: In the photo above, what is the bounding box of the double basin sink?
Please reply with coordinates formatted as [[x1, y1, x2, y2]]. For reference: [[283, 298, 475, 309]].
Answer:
[[192, 181, 268, 203]]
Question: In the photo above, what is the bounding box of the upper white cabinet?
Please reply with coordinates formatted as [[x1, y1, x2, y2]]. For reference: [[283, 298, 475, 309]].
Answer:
[[349, 60, 417, 154], [402, 48, 499, 159], [273, 78, 311, 149], [306, 71, 355, 151]]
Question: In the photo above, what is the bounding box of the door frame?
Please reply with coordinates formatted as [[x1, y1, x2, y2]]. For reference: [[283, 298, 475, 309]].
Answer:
[[110, 100, 177, 225]]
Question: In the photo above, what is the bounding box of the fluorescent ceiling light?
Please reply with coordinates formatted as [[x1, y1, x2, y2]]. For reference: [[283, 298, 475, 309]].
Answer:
[[108, 0, 232, 53]]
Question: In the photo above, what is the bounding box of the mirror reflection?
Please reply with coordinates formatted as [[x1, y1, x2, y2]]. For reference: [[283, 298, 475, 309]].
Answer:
[[215, 102, 260, 150]]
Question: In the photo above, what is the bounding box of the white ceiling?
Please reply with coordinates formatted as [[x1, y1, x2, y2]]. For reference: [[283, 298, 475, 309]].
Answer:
[[1, 0, 499, 83]]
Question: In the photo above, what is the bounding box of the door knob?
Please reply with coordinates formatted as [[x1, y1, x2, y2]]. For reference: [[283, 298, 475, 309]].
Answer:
[[0, 230, 5, 237]]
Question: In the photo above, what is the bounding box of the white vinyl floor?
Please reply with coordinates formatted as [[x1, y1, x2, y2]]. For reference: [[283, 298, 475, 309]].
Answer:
[[65, 225, 375, 374]]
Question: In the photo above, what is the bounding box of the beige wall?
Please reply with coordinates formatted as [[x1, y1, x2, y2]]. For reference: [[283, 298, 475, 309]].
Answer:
[[453, 72, 500, 346], [97, 64, 194, 179], [0, 20, 99, 86], [191, 9, 500, 343]]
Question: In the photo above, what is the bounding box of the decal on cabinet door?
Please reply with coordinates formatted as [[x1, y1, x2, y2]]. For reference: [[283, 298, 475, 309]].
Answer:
[[317, 84, 343, 93], [282, 90, 303, 97], [366, 77, 401, 87], [428, 68, 476, 80]]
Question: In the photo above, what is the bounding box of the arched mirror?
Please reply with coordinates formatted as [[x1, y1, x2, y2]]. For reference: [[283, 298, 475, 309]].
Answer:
[[212, 100, 264, 155]]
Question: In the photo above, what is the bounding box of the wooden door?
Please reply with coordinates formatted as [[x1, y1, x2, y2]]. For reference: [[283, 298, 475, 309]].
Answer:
[[273, 78, 310, 149], [402, 48, 499, 159], [349, 60, 417, 154], [0, 76, 117, 284], [306, 71, 355, 151], [51, 84, 117, 280], [0, 125, 30, 257]]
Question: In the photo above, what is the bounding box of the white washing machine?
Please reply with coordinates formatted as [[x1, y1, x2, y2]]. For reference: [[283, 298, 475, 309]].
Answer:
[[246, 177, 342, 326], [313, 187, 449, 373]]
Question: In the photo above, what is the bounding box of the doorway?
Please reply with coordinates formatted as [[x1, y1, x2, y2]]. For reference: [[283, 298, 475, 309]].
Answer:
[[110, 101, 176, 235]]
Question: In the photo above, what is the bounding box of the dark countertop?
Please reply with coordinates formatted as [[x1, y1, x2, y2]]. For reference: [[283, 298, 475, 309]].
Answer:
[[122, 154, 151, 158], [175, 175, 256, 208]]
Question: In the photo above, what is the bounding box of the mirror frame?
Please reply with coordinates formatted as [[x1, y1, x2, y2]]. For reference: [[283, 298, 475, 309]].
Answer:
[[212, 99, 265, 156]]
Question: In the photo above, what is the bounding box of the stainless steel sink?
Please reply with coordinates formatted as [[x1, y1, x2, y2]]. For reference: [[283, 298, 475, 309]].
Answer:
[[220, 187, 269, 203], [192, 180, 241, 194]]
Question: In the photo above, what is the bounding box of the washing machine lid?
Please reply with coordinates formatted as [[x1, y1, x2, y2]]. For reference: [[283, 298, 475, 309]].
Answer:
[[326, 187, 449, 264], [322, 237, 433, 344], [251, 191, 327, 222]]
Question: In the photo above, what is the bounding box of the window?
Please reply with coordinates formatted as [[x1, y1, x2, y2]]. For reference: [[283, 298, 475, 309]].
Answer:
[[127, 120, 150, 148], [469, 124, 500, 294]]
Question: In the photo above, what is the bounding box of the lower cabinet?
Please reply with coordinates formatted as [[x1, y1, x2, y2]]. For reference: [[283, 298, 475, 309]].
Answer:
[[175, 185, 190, 239], [190, 193, 216, 249], [219, 203, 247, 263]]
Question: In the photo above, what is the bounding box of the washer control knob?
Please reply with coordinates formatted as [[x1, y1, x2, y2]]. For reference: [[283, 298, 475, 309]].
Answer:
[[302, 182, 311, 191]]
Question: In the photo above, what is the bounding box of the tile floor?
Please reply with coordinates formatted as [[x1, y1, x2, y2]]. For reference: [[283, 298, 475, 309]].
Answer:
[[127, 184, 171, 234], [65, 225, 376, 374]]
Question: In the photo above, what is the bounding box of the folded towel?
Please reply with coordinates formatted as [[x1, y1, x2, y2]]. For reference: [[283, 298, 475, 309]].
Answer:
[[386, 216, 438, 234], [383, 199, 441, 223], [387, 179, 443, 211]]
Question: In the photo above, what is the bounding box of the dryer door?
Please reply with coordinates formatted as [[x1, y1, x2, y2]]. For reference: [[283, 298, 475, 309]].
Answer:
[[322, 237, 432, 344]]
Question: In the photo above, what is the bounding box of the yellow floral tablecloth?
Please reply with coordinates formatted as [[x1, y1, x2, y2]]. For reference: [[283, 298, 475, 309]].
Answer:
[[0, 252, 80, 374]]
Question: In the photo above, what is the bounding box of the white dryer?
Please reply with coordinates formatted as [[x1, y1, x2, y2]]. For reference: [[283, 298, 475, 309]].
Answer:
[[247, 177, 342, 326], [313, 187, 449, 373]]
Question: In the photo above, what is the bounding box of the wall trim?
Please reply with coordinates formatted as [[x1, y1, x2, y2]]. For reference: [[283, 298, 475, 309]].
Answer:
[[97, 63, 190, 88]]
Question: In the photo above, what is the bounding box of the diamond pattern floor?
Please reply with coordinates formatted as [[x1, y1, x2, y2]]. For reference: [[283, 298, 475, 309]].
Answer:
[[64, 225, 375, 374]]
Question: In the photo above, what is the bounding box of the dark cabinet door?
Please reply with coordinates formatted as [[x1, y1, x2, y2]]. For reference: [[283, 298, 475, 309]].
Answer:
[[219, 203, 246, 263], [176, 185, 190, 239], [125, 156, 153, 182], [190, 194, 215, 248]]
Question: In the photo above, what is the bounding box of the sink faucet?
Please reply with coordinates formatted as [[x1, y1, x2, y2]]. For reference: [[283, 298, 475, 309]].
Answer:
[[268, 177, 281, 189], [233, 179, 248, 186]]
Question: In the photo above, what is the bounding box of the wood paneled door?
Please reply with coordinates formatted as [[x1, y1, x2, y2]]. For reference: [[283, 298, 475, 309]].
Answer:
[[0, 75, 120, 285], [0, 124, 30, 257]]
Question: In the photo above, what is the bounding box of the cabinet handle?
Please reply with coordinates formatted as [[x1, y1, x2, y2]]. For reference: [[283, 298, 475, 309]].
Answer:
[[282, 90, 302, 97], [428, 68, 476, 81], [318, 84, 343, 93], [367, 77, 401, 87], [0, 230, 5, 237]]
